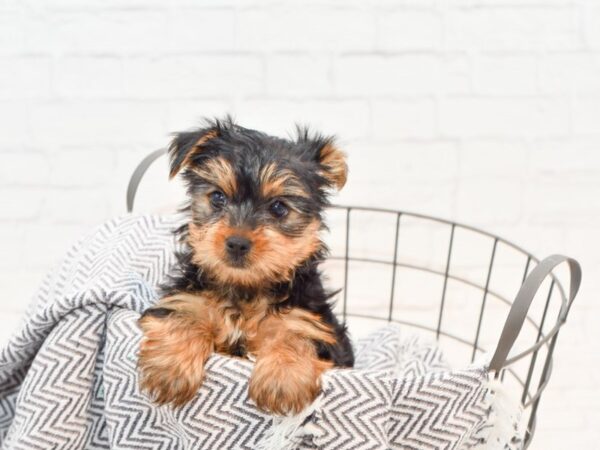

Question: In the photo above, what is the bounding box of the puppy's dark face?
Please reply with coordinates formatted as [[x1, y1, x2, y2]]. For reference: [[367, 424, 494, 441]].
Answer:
[[169, 119, 347, 288]]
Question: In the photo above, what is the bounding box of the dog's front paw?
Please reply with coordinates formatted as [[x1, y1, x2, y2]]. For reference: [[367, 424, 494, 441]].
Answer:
[[248, 353, 332, 415], [138, 309, 213, 406]]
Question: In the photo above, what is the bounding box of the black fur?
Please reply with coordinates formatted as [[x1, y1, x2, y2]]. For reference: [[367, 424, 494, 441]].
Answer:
[[158, 117, 354, 368]]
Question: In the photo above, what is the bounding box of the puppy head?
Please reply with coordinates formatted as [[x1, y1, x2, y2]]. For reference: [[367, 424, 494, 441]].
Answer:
[[169, 117, 347, 288]]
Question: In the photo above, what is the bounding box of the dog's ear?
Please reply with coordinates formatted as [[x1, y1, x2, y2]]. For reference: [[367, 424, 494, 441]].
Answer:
[[168, 127, 219, 179], [296, 127, 348, 191], [316, 141, 347, 191]]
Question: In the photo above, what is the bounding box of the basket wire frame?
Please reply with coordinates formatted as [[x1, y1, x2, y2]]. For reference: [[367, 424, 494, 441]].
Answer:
[[126, 149, 579, 450], [328, 205, 571, 449]]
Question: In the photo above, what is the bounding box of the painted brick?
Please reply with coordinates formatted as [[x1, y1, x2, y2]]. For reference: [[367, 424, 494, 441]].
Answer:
[[21, 223, 91, 268], [582, 3, 600, 49], [531, 138, 600, 181], [0, 312, 27, 343], [0, 268, 52, 312], [526, 181, 600, 225], [54, 57, 123, 98], [236, 8, 377, 52], [572, 96, 600, 135], [0, 224, 26, 267], [42, 0, 167, 7], [444, 7, 580, 51], [0, 152, 50, 186], [539, 53, 600, 95], [48, 148, 116, 187], [52, 11, 168, 54], [40, 188, 111, 225], [0, 102, 29, 147], [30, 101, 168, 146], [234, 99, 371, 140], [371, 99, 437, 139], [458, 140, 530, 177], [439, 97, 570, 138], [0, 11, 25, 55], [0, 188, 44, 221], [472, 55, 538, 95], [440, 54, 472, 95], [348, 141, 459, 184], [456, 177, 524, 225], [335, 55, 440, 95], [377, 10, 442, 51], [266, 54, 332, 97], [168, 9, 236, 52], [0, 57, 52, 100], [166, 100, 233, 130], [122, 55, 264, 99]]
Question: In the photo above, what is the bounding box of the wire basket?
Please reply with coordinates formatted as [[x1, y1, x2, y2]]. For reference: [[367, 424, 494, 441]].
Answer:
[[318, 205, 580, 448], [127, 149, 581, 449]]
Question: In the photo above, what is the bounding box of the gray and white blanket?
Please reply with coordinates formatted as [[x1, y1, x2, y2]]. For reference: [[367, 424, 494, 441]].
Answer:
[[0, 215, 521, 449]]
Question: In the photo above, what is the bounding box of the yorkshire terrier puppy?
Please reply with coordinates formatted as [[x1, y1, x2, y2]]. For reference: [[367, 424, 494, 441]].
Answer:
[[137, 118, 354, 415]]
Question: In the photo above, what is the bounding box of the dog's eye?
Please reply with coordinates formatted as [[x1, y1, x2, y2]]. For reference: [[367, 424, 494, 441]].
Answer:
[[269, 200, 288, 218], [209, 191, 227, 209]]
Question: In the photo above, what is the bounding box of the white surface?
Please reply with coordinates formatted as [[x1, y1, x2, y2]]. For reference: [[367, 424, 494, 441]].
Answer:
[[1, 1, 599, 448]]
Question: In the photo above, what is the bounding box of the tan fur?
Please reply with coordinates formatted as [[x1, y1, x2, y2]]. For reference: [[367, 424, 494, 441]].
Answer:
[[190, 191, 212, 219], [138, 294, 221, 406], [191, 157, 237, 197], [279, 308, 337, 344], [170, 130, 218, 178], [260, 163, 309, 199], [319, 143, 347, 190], [247, 311, 334, 415], [188, 219, 322, 287], [138, 293, 265, 406], [138, 293, 334, 414]]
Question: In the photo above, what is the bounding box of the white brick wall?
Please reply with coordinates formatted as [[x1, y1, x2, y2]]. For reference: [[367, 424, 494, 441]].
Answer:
[[1, 1, 599, 448]]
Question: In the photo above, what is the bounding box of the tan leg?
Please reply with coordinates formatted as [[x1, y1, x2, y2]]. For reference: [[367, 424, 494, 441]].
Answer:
[[247, 308, 335, 415], [137, 293, 224, 406]]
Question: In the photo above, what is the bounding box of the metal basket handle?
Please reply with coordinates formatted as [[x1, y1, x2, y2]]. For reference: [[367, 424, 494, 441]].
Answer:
[[488, 255, 582, 373], [126, 148, 168, 213]]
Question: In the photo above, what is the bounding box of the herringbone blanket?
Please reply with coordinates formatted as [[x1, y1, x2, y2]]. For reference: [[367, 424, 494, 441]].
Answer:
[[0, 215, 520, 449]]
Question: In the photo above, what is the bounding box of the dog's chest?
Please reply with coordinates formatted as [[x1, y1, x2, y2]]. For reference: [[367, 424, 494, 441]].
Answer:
[[218, 297, 271, 356]]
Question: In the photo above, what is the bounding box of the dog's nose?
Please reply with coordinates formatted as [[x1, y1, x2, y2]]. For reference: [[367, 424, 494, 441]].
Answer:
[[225, 235, 252, 258]]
